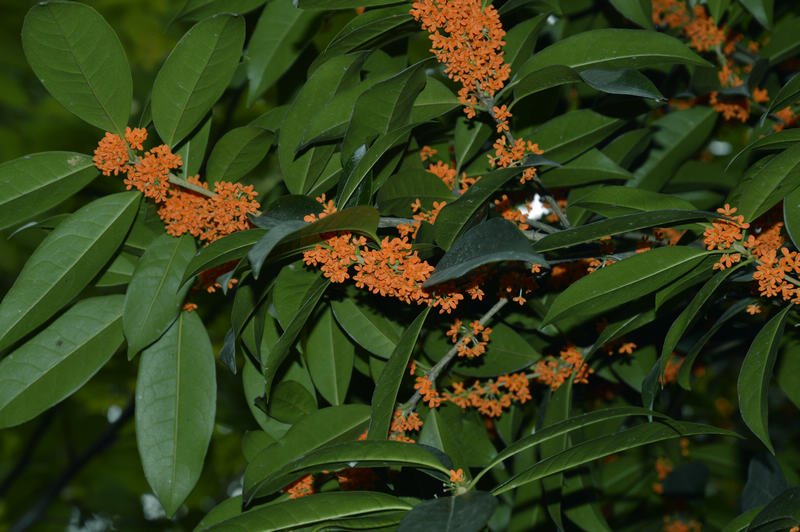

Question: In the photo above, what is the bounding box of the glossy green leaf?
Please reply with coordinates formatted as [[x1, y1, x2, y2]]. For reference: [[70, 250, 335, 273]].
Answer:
[[183, 229, 265, 283], [760, 15, 800, 65], [534, 210, 713, 252], [123, 234, 196, 357], [517, 29, 711, 77], [728, 144, 800, 222], [426, 218, 547, 286], [368, 306, 431, 440], [573, 186, 697, 217], [533, 110, 624, 163], [176, 116, 213, 179], [454, 117, 493, 171], [0, 191, 139, 352], [330, 295, 404, 359], [539, 148, 632, 187], [778, 337, 800, 411], [244, 404, 370, 492], [398, 492, 497, 532], [742, 454, 788, 512], [738, 305, 791, 454], [0, 152, 98, 231], [246, 0, 318, 105], [660, 263, 744, 369], [748, 486, 800, 531], [493, 420, 735, 494], [136, 310, 216, 517], [206, 492, 412, 531], [409, 77, 460, 122], [579, 68, 663, 100], [632, 106, 717, 190], [0, 296, 124, 428], [205, 126, 274, 182], [543, 246, 708, 326], [22, 2, 132, 134], [730, 129, 800, 170], [245, 440, 450, 502], [419, 405, 496, 469], [602, 128, 652, 168], [152, 14, 245, 147], [740, 0, 773, 28], [96, 251, 138, 288], [609, 0, 653, 28], [304, 306, 355, 405], [248, 205, 380, 277], [512, 65, 582, 104], [194, 496, 242, 530], [377, 169, 456, 216], [173, 0, 266, 21], [470, 407, 663, 487], [267, 380, 317, 423], [504, 15, 547, 73]]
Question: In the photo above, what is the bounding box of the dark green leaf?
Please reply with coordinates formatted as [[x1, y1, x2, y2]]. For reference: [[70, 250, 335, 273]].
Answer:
[[173, 0, 266, 21], [512, 65, 582, 104], [267, 380, 318, 423], [492, 420, 736, 494], [304, 306, 355, 405], [749, 487, 800, 531], [454, 117, 493, 171], [729, 130, 800, 170], [96, 251, 138, 288], [543, 247, 708, 326], [740, 0, 773, 28], [183, 229, 265, 283], [539, 148, 632, 187], [426, 218, 546, 286], [152, 14, 245, 147], [246, 0, 318, 105], [398, 492, 497, 532], [377, 169, 456, 216], [738, 305, 791, 454], [0, 296, 124, 428], [504, 15, 547, 73], [763, 75, 800, 121], [579, 68, 664, 101], [22, 2, 132, 134], [205, 492, 412, 531], [0, 191, 139, 352], [742, 454, 788, 512], [573, 186, 696, 217], [409, 77, 460, 122], [533, 110, 624, 163], [454, 322, 540, 377], [368, 306, 430, 440], [728, 144, 800, 222], [123, 234, 196, 357], [331, 295, 404, 359], [0, 152, 98, 231], [608, 0, 653, 28], [176, 116, 213, 179], [206, 126, 274, 182], [760, 15, 800, 65], [136, 310, 216, 517]]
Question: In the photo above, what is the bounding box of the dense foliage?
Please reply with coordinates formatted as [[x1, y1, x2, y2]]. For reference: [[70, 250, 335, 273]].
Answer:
[[2, 0, 800, 530]]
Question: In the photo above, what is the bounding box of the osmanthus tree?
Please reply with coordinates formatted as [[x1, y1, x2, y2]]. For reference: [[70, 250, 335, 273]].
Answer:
[[3, 0, 800, 529]]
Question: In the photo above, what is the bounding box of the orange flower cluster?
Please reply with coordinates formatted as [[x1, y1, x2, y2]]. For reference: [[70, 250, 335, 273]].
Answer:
[[389, 409, 423, 442], [285, 474, 314, 499], [397, 199, 447, 240], [709, 91, 750, 123], [652, 456, 673, 494], [93, 128, 260, 244], [535, 344, 594, 390], [410, 0, 510, 118], [449, 468, 465, 483], [419, 148, 481, 195], [653, 2, 723, 52], [494, 194, 530, 231], [488, 137, 544, 184], [446, 319, 492, 358], [414, 376, 442, 408], [774, 106, 799, 132], [661, 354, 685, 385], [652, 0, 689, 28], [443, 373, 531, 418], [663, 517, 702, 532], [497, 267, 541, 305]]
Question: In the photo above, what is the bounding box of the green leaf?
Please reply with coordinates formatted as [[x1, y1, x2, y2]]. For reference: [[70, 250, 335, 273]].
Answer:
[[267, 380, 318, 423], [419, 405, 496, 469], [248, 206, 380, 277], [434, 166, 532, 250], [579, 69, 664, 101], [543, 246, 708, 326], [205, 492, 412, 531], [304, 306, 355, 405], [729, 129, 800, 170], [176, 116, 213, 179], [263, 274, 329, 399], [280, 54, 364, 194], [632, 106, 717, 190], [492, 420, 736, 494], [205, 126, 274, 182], [608, 0, 653, 28], [173, 0, 266, 21], [409, 77, 460, 122], [728, 144, 800, 222], [183, 229, 265, 283], [123, 234, 196, 358], [573, 186, 697, 217], [368, 306, 430, 440], [152, 14, 245, 147], [470, 407, 663, 487], [194, 496, 242, 530], [246, 0, 318, 105], [534, 210, 713, 252], [96, 251, 138, 288], [245, 440, 450, 502], [244, 404, 370, 492], [0, 152, 98, 231], [512, 65, 583, 104], [136, 310, 216, 517], [342, 59, 428, 160], [454, 322, 541, 377], [660, 263, 744, 370], [398, 492, 497, 532], [504, 15, 547, 73], [0, 191, 139, 352], [749, 486, 800, 531], [532, 110, 625, 163], [425, 218, 547, 287], [454, 117, 493, 171], [760, 15, 800, 65], [330, 295, 403, 359], [377, 169, 456, 216], [539, 148, 632, 187], [516, 29, 711, 77], [298, 0, 407, 9], [740, 0, 773, 28], [742, 454, 788, 512], [0, 295, 124, 428], [22, 1, 132, 134], [763, 75, 800, 121], [738, 305, 791, 454], [602, 128, 652, 168]]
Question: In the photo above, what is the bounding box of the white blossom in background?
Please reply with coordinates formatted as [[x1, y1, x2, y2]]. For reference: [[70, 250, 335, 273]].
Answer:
[[519, 193, 551, 222]]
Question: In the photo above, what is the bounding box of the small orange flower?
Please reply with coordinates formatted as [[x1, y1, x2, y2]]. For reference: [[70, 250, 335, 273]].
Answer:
[[449, 468, 464, 483]]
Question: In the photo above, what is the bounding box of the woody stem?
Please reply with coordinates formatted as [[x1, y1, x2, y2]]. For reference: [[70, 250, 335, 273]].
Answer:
[[401, 297, 509, 414], [167, 174, 216, 198]]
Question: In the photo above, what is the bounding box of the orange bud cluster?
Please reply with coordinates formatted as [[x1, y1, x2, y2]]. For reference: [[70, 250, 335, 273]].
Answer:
[[93, 128, 260, 244], [443, 373, 531, 418], [488, 137, 544, 184], [390, 409, 424, 442], [285, 473, 314, 499], [535, 344, 593, 390]]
